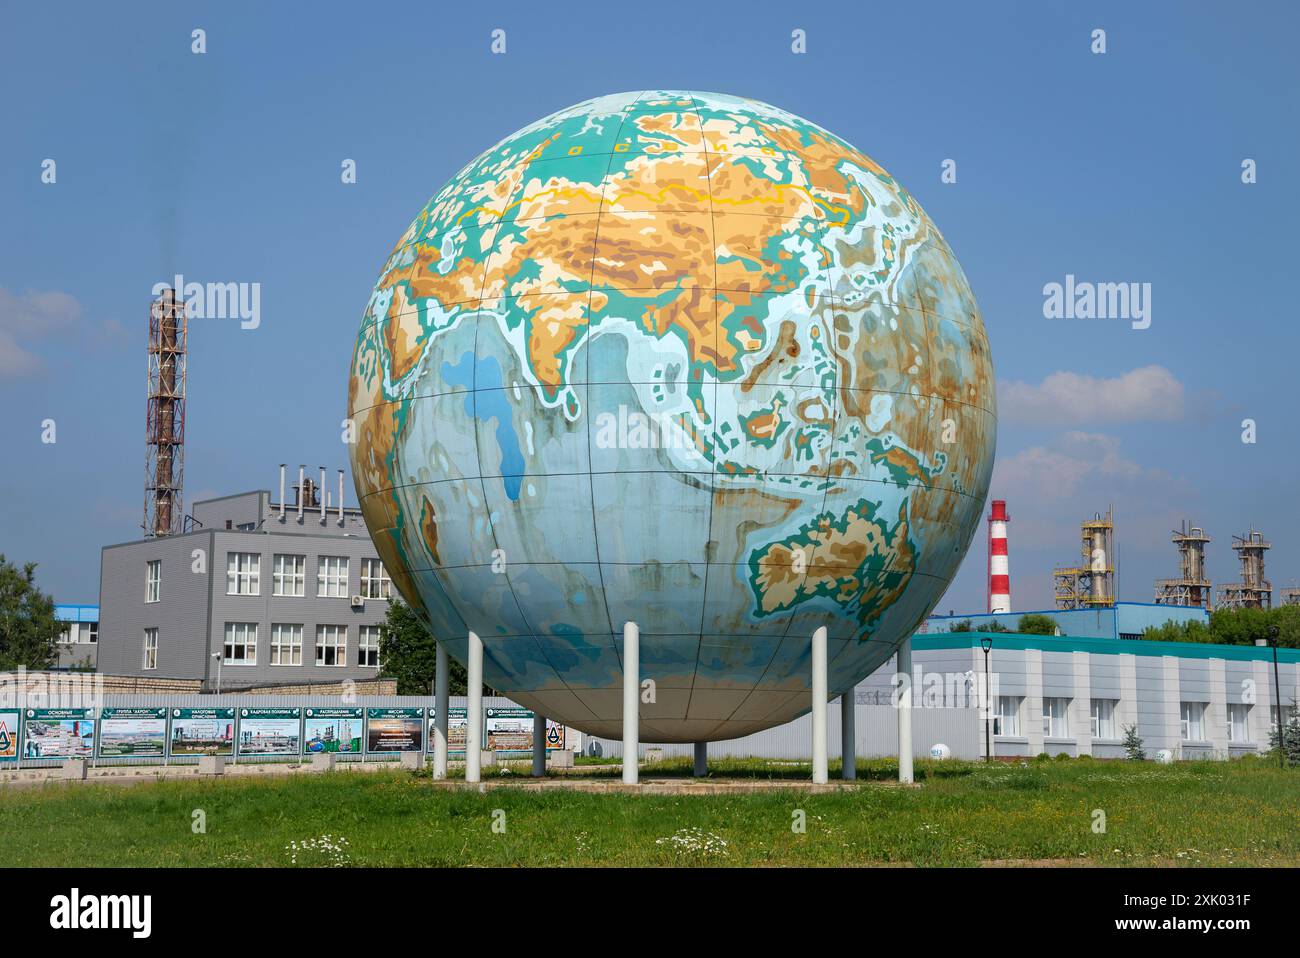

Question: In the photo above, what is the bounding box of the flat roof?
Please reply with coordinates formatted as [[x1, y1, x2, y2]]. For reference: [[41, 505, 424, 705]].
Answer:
[[917, 630, 1300, 664]]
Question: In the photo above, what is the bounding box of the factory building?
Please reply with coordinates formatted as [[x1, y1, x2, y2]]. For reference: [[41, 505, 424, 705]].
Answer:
[[53, 604, 100, 670], [96, 471, 393, 689], [855, 631, 1299, 760], [920, 601, 1209, 641]]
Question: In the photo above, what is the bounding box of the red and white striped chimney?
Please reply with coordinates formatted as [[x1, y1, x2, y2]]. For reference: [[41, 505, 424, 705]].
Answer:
[[988, 499, 1011, 614]]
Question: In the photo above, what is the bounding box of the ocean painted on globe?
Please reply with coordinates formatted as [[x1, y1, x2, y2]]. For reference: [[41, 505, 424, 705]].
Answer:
[[348, 91, 995, 741]]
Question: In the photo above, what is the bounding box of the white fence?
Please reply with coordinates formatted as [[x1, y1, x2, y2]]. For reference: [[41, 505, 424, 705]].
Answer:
[[588, 704, 980, 761]]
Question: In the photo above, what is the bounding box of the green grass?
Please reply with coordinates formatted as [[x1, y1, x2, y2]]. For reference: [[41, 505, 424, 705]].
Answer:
[[2, 757, 1297, 867]]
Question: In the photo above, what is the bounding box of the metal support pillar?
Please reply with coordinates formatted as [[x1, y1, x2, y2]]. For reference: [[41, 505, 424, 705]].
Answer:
[[466, 631, 483, 784], [898, 637, 914, 784], [622, 621, 639, 785], [433, 642, 449, 779], [841, 691, 856, 780], [812, 625, 828, 784]]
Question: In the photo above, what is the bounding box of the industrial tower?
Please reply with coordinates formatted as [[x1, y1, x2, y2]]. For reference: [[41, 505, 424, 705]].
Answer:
[[144, 288, 187, 537], [1153, 521, 1213, 609], [1053, 508, 1115, 610], [1217, 530, 1272, 609], [987, 499, 1011, 614]]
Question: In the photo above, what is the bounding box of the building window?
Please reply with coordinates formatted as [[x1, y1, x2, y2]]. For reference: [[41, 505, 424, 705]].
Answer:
[[1227, 703, 1250, 743], [223, 623, 257, 665], [58, 623, 73, 644], [1090, 698, 1118, 739], [1180, 701, 1206, 741], [992, 696, 1021, 736], [146, 560, 161, 603], [270, 624, 303, 666], [1043, 697, 1070, 738], [317, 556, 349, 598], [142, 628, 158, 670], [85, 621, 98, 643], [360, 558, 391, 600], [316, 625, 347, 666], [272, 554, 306, 597], [358, 625, 381, 668], [226, 552, 261, 596]]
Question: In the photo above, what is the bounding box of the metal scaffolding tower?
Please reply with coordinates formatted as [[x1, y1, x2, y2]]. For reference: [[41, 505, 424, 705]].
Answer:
[[1217, 530, 1272, 609], [1154, 520, 1213, 609], [1053, 508, 1116, 610], [145, 288, 187, 537]]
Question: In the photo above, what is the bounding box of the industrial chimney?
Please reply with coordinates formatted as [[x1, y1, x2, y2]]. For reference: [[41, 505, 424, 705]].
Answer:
[[144, 288, 187, 536], [987, 499, 1011, 614]]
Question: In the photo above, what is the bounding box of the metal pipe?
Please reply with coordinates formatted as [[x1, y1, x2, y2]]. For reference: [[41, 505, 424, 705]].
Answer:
[[337, 469, 345, 525], [466, 632, 483, 783], [811, 625, 828, 784], [898, 638, 914, 784], [532, 712, 546, 776], [622, 621, 639, 785], [319, 466, 326, 522], [279, 464, 286, 520], [433, 642, 449, 779], [840, 691, 856, 780], [297, 465, 305, 521]]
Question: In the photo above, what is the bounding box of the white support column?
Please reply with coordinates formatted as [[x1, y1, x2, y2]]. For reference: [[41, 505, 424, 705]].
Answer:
[[693, 741, 707, 777], [811, 625, 828, 784], [898, 638, 914, 784], [622, 621, 640, 785], [433, 642, 449, 779], [840, 691, 856, 780], [465, 631, 483, 783], [532, 712, 547, 777]]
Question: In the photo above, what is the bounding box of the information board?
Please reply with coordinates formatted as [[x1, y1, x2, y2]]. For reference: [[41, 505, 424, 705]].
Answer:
[[304, 707, 363, 754], [99, 707, 168, 757], [22, 708, 95, 759], [170, 708, 235, 756], [366, 707, 424, 752], [426, 706, 468, 756], [236, 708, 301, 756]]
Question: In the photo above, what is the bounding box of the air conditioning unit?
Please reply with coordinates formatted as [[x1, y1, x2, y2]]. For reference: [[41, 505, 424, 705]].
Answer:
[[350, 595, 365, 609]]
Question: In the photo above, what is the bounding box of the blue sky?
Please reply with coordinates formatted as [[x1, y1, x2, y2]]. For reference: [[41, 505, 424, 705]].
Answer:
[[2, 0, 1298, 614]]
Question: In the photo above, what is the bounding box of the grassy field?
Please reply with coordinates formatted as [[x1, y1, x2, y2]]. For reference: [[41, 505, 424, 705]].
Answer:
[[2, 757, 1297, 867]]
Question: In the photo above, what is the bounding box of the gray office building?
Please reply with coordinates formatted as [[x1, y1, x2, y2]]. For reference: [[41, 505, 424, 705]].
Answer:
[[97, 477, 393, 689]]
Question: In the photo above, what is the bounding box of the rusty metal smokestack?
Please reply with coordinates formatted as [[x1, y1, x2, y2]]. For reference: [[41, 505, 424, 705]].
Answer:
[[145, 288, 187, 536]]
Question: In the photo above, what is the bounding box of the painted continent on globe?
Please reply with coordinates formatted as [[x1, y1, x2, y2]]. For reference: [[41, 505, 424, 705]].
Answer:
[[349, 91, 995, 742]]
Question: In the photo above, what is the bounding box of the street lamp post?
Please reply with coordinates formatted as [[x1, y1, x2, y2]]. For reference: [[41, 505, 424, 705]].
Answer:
[[1269, 626, 1285, 767], [980, 636, 993, 762]]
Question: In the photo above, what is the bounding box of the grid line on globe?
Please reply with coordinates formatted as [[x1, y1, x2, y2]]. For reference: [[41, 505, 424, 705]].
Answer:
[[348, 91, 995, 742]]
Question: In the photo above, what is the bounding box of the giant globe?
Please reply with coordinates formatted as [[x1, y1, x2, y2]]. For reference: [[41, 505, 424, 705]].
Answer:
[[348, 91, 994, 742]]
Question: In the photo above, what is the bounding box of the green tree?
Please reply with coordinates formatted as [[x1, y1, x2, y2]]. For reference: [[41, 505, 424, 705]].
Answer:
[[1267, 704, 1300, 767], [948, 619, 974, 633], [1121, 723, 1146, 761], [378, 597, 469, 696], [0, 555, 61, 670], [1016, 613, 1057, 636], [1143, 607, 1300, 648]]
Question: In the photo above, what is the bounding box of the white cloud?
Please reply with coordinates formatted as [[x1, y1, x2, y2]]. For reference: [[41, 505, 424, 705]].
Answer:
[[0, 287, 86, 378], [999, 365, 1184, 425], [992, 431, 1153, 502]]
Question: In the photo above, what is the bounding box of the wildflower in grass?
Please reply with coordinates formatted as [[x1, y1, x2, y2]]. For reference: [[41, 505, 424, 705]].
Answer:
[[655, 827, 729, 858]]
